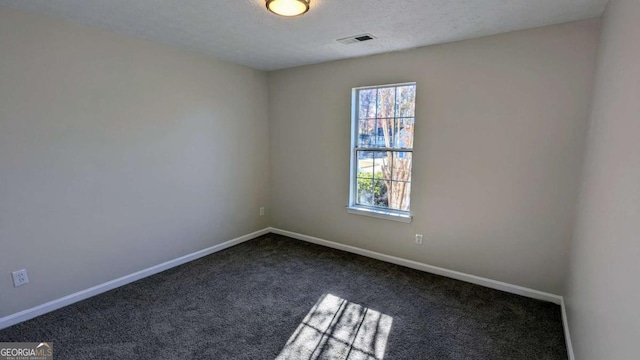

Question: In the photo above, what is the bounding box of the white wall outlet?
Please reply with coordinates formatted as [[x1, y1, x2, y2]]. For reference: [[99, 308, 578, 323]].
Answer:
[[12, 269, 29, 287], [415, 234, 423, 245], [259, 207, 265, 216]]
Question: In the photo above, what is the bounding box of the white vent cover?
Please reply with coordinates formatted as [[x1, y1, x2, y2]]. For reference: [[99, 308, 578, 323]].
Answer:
[[336, 33, 377, 45]]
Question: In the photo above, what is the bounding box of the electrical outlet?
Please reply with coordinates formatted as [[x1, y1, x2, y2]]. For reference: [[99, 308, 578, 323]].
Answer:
[[12, 269, 29, 287], [259, 207, 265, 216], [415, 234, 423, 245]]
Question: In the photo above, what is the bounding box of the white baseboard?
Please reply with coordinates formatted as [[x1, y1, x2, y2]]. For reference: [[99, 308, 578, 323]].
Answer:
[[0, 227, 270, 330], [1, 226, 574, 360], [561, 298, 575, 360], [268, 227, 563, 305]]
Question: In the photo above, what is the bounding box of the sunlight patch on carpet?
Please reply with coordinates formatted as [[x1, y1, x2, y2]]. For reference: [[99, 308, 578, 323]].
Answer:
[[276, 294, 392, 360]]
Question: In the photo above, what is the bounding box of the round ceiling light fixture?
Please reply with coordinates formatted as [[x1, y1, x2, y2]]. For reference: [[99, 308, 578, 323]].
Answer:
[[266, 0, 310, 17]]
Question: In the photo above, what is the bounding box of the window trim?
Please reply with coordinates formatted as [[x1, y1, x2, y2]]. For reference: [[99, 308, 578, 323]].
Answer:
[[345, 206, 412, 223], [347, 82, 415, 223]]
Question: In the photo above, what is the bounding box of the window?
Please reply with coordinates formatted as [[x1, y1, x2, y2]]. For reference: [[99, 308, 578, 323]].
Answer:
[[348, 83, 416, 222]]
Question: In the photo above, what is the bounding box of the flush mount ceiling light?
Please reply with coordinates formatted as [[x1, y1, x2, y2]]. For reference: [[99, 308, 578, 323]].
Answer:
[[266, 0, 310, 17]]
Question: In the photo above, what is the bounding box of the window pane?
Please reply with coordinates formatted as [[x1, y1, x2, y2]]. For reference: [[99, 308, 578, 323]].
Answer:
[[372, 151, 390, 180], [356, 178, 374, 206], [372, 120, 383, 148], [358, 119, 376, 147], [397, 118, 414, 149], [396, 85, 416, 117], [391, 152, 412, 181], [356, 151, 374, 177], [359, 119, 389, 149], [373, 179, 389, 208], [372, 119, 394, 148], [376, 87, 396, 119], [389, 181, 411, 211], [359, 88, 377, 119]]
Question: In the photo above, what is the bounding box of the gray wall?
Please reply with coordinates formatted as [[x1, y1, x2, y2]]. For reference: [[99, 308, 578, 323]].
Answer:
[[0, 7, 269, 318], [268, 20, 601, 295], [565, 0, 640, 358]]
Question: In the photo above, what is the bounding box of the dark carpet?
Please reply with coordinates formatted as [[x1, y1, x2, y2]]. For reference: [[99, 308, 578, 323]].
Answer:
[[0, 234, 567, 359]]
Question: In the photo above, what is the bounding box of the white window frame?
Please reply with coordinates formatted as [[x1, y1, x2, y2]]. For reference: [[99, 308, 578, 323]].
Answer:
[[346, 82, 415, 223]]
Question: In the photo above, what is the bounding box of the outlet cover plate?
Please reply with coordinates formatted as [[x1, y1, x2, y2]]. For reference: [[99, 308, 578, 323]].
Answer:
[[12, 269, 29, 287]]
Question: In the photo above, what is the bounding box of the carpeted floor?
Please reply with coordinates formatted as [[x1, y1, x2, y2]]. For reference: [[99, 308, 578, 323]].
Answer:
[[0, 234, 567, 359]]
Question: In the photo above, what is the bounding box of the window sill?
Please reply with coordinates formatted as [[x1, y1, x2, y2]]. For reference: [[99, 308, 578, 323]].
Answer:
[[345, 206, 412, 223]]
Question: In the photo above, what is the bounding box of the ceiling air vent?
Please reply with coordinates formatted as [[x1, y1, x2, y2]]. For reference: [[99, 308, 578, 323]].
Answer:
[[337, 33, 377, 45]]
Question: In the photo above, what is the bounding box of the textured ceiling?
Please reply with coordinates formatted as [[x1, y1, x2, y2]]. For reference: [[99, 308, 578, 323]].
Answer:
[[0, 0, 608, 70]]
